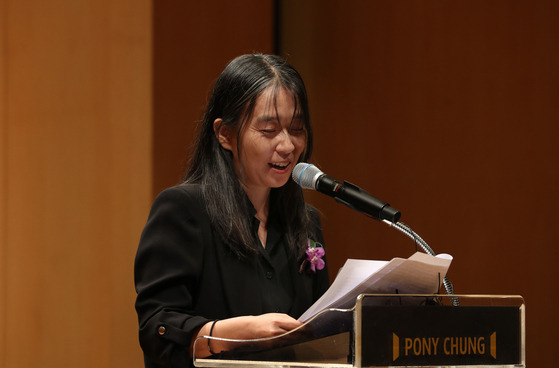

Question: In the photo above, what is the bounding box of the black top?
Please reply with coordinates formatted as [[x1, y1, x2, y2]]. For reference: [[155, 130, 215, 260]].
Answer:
[[134, 184, 330, 368]]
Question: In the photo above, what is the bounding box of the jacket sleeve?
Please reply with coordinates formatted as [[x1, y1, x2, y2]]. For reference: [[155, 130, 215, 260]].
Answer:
[[134, 186, 211, 367]]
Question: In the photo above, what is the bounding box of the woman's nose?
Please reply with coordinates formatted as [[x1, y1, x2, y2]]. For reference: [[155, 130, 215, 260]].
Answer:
[[277, 129, 295, 154]]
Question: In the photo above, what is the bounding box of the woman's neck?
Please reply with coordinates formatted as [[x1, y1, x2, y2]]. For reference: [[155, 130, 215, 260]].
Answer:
[[245, 187, 270, 221], [243, 185, 270, 247]]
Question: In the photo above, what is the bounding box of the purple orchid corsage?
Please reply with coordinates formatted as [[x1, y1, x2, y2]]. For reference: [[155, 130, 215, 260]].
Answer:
[[300, 238, 325, 273]]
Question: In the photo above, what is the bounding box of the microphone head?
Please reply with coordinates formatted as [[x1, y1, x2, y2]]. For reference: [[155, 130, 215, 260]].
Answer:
[[292, 163, 323, 190]]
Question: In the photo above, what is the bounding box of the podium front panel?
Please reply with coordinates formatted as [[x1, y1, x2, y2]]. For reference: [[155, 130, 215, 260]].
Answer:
[[354, 294, 525, 368]]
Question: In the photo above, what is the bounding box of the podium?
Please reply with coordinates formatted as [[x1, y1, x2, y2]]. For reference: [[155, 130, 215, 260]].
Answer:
[[193, 294, 525, 368]]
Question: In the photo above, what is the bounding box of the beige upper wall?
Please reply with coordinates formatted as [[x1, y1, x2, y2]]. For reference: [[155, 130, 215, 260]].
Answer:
[[1, 1, 151, 367]]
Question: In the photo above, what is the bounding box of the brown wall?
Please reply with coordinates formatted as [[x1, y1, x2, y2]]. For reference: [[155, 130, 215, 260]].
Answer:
[[152, 1, 275, 195], [0, 0, 6, 361], [0, 1, 151, 367], [281, 1, 558, 366]]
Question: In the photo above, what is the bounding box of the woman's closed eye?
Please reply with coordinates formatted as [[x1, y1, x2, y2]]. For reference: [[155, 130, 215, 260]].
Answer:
[[289, 127, 305, 135], [259, 128, 278, 134], [256, 120, 280, 134], [288, 121, 306, 135]]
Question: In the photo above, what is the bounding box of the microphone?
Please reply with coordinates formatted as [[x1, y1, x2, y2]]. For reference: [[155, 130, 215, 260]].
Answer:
[[292, 163, 401, 223]]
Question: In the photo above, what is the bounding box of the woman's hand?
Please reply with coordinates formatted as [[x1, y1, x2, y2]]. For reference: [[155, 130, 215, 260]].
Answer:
[[192, 313, 303, 358], [237, 313, 303, 338]]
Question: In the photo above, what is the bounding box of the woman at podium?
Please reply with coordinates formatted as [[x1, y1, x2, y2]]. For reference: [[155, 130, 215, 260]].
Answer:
[[134, 54, 329, 368]]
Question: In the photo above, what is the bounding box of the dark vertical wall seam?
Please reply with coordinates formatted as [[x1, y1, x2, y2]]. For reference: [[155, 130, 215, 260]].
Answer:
[[273, 0, 282, 55]]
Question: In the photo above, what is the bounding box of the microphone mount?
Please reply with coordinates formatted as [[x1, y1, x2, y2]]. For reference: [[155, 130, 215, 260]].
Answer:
[[383, 220, 458, 305]]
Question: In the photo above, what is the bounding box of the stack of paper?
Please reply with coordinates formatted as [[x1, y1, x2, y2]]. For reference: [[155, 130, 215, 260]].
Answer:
[[298, 252, 452, 321]]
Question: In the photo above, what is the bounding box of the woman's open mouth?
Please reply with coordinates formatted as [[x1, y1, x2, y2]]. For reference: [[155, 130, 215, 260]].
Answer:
[[269, 162, 290, 171]]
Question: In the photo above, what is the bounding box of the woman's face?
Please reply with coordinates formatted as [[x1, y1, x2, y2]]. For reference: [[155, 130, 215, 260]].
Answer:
[[227, 86, 307, 196]]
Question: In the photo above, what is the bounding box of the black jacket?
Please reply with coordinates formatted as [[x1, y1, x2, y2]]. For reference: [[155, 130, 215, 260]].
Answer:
[[134, 184, 329, 368]]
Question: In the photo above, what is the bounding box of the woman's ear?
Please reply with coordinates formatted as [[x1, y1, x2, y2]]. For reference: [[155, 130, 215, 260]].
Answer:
[[214, 118, 234, 151]]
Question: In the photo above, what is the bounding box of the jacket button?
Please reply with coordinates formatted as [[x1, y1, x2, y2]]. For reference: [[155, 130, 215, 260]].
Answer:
[[158, 326, 166, 335], [266, 271, 273, 279]]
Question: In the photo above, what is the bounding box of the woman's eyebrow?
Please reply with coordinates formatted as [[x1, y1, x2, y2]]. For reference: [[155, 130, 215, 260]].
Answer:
[[256, 115, 278, 122], [255, 112, 303, 123]]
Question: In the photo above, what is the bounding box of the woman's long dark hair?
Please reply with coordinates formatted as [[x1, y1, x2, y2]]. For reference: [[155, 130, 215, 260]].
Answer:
[[184, 54, 316, 259]]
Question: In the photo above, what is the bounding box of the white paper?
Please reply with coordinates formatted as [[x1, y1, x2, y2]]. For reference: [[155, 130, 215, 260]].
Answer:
[[298, 252, 453, 322]]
